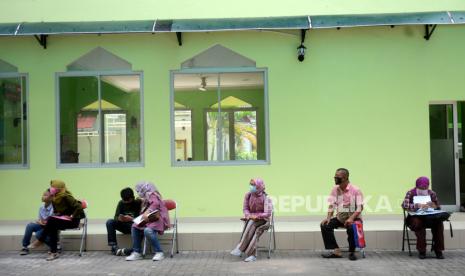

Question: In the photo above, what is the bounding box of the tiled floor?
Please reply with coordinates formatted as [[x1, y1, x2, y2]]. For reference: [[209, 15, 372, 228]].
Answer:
[[1, 249, 465, 276]]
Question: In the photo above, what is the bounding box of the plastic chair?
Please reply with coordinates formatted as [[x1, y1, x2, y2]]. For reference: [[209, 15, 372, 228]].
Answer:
[[164, 199, 179, 258], [143, 199, 179, 258], [240, 208, 276, 259], [263, 210, 276, 259], [401, 209, 453, 256]]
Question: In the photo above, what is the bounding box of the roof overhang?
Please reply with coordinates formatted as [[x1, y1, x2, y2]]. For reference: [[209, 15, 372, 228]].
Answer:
[[1, 11, 464, 36]]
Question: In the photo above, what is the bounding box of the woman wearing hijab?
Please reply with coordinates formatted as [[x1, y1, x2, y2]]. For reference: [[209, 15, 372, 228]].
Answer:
[[28, 180, 84, 261], [230, 178, 273, 262], [402, 176, 445, 259], [125, 181, 170, 261]]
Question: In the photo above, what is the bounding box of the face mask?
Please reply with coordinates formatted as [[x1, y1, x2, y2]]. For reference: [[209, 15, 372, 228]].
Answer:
[[416, 188, 429, 196], [249, 185, 257, 193], [334, 177, 343, 185]]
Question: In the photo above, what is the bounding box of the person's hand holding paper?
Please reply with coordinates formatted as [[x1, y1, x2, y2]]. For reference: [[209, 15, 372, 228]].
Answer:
[[413, 195, 435, 211], [133, 209, 160, 227]]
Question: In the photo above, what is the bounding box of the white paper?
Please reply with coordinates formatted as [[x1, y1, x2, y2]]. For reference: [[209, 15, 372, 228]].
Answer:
[[413, 195, 431, 204], [132, 209, 159, 226], [132, 214, 144, 225]]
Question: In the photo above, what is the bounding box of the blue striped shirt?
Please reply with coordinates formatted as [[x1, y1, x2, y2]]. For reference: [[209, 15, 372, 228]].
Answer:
[[38, 203, 54, 221]]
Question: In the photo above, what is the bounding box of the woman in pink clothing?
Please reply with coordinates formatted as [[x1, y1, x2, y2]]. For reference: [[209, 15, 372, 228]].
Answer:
[[124, 181, 170, 262], [231, 178, 273, 262]]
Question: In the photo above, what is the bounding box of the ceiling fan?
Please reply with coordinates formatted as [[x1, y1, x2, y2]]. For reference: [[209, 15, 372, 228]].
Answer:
[[198, 76, 207, 91]]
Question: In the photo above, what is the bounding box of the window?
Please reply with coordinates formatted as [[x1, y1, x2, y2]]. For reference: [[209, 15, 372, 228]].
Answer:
[[57, 48, 143, 166], [0, 59, 28, 168], [171, 45, 269, 165]]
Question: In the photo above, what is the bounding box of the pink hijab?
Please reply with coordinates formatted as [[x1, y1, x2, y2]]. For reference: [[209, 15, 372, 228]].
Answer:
[[247, 178, 266, 212], [415, 176, 430, 189], [134, 181, 170, 232], [135, 181, 158, 200], [251, 178, 265, 195]]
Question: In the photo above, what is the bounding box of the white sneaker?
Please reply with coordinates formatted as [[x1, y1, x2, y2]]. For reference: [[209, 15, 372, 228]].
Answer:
[[152, 252, 165, 261], [230, 248, 242, 256], [125, 252, 143, 261], [244, 255, 256, 262]]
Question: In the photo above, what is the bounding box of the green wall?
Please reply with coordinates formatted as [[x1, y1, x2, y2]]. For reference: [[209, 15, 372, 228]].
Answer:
[[0, 25, 465, 220]]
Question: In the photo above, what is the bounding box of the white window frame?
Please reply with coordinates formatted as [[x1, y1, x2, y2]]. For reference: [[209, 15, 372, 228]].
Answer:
[[170, 67, 270, 166], [55, 70, 144, 168], [0, 73, 29, 169]]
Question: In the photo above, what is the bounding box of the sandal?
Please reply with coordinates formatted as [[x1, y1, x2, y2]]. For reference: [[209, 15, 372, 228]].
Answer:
[[46, 252, 59, 261], [321, 252, 342, 258]]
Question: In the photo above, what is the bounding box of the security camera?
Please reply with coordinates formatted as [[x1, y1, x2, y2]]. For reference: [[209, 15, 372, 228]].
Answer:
[[297, 43, 306, 62]]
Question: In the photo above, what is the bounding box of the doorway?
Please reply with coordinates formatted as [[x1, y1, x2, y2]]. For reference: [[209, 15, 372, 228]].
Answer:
[[429, 102, 462, 211]]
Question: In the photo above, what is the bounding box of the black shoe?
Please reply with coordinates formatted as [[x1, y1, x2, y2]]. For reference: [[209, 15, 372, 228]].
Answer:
[[111, 245, 118, 255], [349, 253, 357, 261], [321, 252, 342, 258], [435, 251, 444, 259], [419, 252, 426, 259], [19, 248, 29, 255]]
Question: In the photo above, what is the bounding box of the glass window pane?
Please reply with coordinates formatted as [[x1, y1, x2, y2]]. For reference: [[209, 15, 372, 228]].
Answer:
[[173, 73, 219, 161], [0, 76, 26, 165], [234, 110, 257, 160], [172, 71, 267, 163], [21, 77, 27, 164], [59, 76, 99, 164], [174, 110, 192, 161], [100, 75, 141, 163], [218, 72, 264, 161], [103, 113, 127, 163], [206, 111, 219, 161], [220, 112, 230, 160], [429, 104, 456, 205], [205, 111, 229, 161]]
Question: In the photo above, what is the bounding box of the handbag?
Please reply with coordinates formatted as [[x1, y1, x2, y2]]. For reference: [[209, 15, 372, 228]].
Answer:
[[335, 187, 356, 224], [336, 212, 354, 224], [352, 220, 366, 248], [422, 211, 451, 228]]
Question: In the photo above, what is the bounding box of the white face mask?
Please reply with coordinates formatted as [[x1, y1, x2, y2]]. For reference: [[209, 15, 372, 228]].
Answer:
[[416, 188, 429, 196]]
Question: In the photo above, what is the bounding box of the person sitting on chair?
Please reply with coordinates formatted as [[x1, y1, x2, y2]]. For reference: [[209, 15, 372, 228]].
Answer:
[[106, 187, 142, 255], [402, 176, 445, 259], [28, 180, 84, 261], [320, 168, 363, 261], [230, 178, 273, 262], [124, 181, 170, 262], [19, 189, 54, 255]]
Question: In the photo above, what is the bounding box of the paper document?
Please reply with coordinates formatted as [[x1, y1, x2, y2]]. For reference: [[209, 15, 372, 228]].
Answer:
[[133, 210, 159, 225], [413, 196, 431, 204], [51, 215, 72, 221]]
